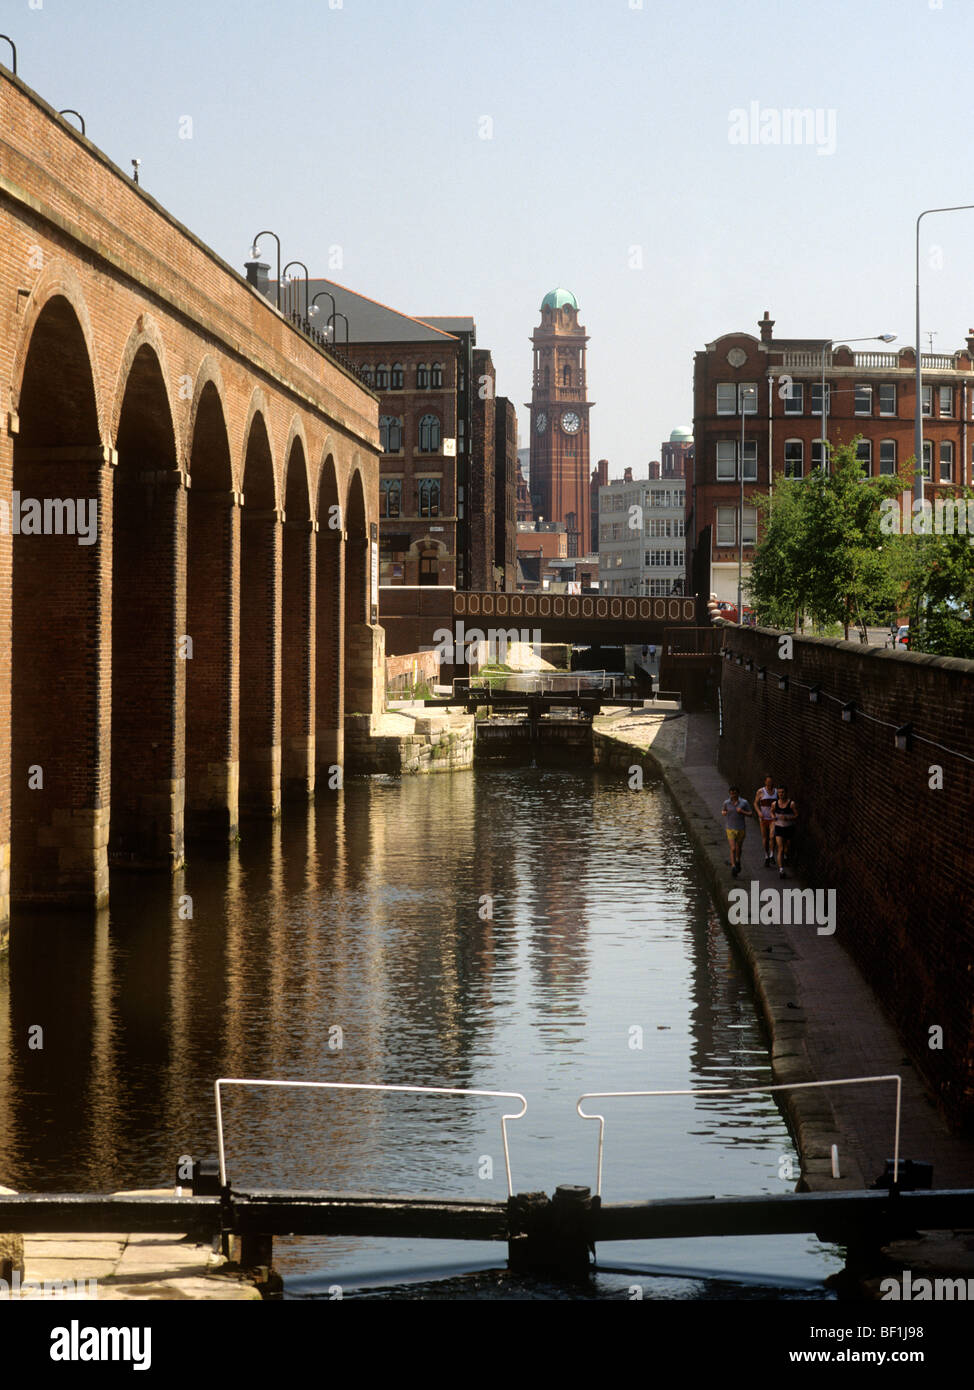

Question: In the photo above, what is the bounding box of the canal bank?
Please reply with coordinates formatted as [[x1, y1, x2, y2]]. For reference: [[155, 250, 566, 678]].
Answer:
[[592, 705, 974, 1289], [0, 1187, 260, 1301]]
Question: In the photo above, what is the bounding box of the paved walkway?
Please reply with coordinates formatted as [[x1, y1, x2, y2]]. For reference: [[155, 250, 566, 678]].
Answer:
[[3, 1189, 259, 1301], [596, 706, 974, 1192]]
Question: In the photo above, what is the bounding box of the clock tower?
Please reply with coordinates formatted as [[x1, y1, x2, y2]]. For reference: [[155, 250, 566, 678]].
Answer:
[[527, 288, 593, 557]]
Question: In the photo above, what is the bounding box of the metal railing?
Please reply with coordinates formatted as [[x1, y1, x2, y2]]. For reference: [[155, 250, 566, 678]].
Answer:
[[459, 671, 636, 699], [214, 1078, 528, 1197], [576, 1075, 902, 1197]]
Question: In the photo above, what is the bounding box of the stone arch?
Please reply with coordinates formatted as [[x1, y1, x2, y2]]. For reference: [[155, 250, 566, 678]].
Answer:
[[9, 290, 109, 908], [282, 429, 314, 798], [110, 339, 184, 866], [239, 386, 277, 501], [111, 315, 179, 462], [185, 355, 230, 474], [11, 263, 107, 443], [185, 375, 238, 842], [238, 408, 282, 815]]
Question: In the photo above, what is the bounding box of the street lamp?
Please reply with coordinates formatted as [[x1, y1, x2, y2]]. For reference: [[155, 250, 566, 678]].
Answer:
[[330, 311, 350, 348], [820, 333, 896, 466], [281, 260, 310, 322], [737, 383, 757, 622], [915, 205, 974, 507], [0, 35, 16, 73], [250, 230, 281, 310], [310, 289, 336, 327]]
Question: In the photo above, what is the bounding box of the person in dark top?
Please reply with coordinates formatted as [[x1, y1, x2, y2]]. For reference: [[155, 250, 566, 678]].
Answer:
[[771, 785, 798, 878]]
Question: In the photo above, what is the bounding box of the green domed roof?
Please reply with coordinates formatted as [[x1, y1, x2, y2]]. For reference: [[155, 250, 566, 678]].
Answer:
[[670, 426, 693, 443], [541, 287, 577, 311]]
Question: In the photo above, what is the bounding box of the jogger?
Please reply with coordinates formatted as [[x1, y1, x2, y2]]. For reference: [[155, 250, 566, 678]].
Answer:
[[771, 785, 798, 878], [754, 775, 778, 866], [721, 786, 753, 877]]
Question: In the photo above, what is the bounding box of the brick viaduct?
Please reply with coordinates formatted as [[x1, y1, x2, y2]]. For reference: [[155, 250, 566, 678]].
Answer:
[[0, 71, 384, 932]]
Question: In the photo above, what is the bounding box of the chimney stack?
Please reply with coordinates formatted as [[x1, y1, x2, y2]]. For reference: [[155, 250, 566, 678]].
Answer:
[[245, 260, 271, 299], [759, 310, 775, 344]]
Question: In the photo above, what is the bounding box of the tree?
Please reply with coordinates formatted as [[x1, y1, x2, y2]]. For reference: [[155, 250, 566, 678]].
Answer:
[[748, 441, 902, 636]]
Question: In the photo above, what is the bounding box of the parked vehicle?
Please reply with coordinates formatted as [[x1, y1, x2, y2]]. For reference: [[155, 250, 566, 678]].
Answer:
[[896, 625, 910, 648]]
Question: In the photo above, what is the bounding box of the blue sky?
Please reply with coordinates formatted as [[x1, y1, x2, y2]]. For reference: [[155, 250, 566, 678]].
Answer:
[[10, 0, 974, 474]]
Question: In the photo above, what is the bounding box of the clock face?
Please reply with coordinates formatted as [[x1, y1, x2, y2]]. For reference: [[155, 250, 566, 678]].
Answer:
[[561, 411, 581, 434], [536, 412, 547, 434]]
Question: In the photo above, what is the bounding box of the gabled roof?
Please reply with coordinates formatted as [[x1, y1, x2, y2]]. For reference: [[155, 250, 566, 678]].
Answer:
[[301, 277, 460, 343], [422, 316, 476, 338]]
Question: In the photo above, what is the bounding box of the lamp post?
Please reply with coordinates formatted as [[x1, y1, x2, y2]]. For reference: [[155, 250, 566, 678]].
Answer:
[[330, 311, 350, 349], [310, 290, 337, 347], [58, 109, 86, 135], [281, 260, 310, 322], [819, 333, 896, 470], [915, 205, 974, 507], [310, 289, 336, 325], [737, 383, 756, 623], [250, 230, 281, 310]]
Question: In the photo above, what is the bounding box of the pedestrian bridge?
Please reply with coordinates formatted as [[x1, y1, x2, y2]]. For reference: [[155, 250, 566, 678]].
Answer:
[[380, 587, 699, 656], [454, 591, 698, 644]]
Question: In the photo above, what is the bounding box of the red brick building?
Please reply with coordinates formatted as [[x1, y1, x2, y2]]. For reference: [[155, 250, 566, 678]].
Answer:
[[494, 396, 518, 589], [589, 457, 609, 553], [249, 273, 519, 592], [527, 288, 593, 557], [690, 311, 974, 604]]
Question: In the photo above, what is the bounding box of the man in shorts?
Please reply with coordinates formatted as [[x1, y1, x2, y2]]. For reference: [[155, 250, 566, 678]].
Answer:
[[721, 785, 753, 877], [753, 775, 779, 866]]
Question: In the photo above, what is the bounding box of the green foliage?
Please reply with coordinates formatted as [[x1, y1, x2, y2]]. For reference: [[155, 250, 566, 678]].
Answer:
[[894, 492, 974, 658], [748, 441, 904, 636]]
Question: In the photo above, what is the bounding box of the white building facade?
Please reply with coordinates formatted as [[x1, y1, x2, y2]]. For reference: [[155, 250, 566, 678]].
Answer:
[[598, 474, 686, 596]]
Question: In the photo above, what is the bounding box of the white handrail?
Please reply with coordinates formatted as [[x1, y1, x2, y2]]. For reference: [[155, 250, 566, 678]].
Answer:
[[576, 1075, 902, 1197], [214, 1078, 529, 1197]]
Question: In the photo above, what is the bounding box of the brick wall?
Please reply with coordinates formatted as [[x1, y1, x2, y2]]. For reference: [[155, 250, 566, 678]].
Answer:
[[0, 69, 381, 922], [718, 625, 974, 1131], [494, 396, 517, 589]]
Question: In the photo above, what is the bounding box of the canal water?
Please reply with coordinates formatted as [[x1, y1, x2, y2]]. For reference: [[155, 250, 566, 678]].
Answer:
[[0, 764, 841, 1299]]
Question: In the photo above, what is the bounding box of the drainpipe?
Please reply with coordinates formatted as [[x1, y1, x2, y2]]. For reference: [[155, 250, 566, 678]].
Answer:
[[767, 372, 774, 496], [963, 379, 968, 488]]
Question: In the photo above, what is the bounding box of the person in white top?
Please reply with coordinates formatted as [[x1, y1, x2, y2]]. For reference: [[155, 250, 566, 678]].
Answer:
[[753, 775, 779, 867]]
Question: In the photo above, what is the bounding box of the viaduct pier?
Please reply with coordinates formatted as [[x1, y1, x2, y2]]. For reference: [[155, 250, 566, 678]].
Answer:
[[0, 68, 384, 934]]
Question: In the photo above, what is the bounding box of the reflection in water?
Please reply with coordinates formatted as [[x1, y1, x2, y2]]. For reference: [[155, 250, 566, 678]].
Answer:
[[0, 766, 840, 1295]]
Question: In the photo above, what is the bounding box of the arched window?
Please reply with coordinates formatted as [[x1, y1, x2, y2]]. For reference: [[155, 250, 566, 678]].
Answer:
[[419, 414, 441, 452], [380, 478, 401, 518], [416, 363, 430, 389], [379, 415, 402, 453], [360, 365, 374, 386], [375, 364, 390, 390], [544, 364, 551, 388], [431, 362, 443, 388], [562, 364, 571, 386], [390, 362, 404, 389], [418, 478, 440, 518]]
